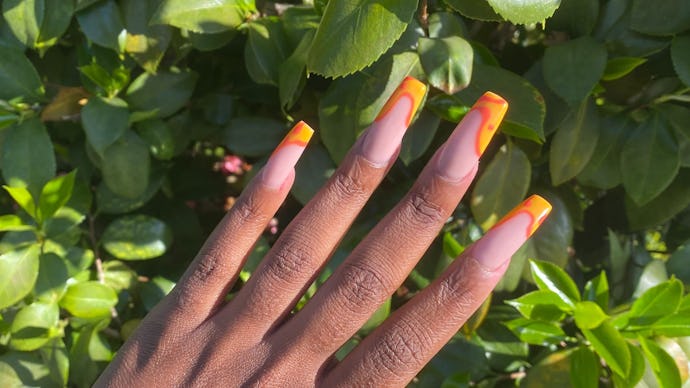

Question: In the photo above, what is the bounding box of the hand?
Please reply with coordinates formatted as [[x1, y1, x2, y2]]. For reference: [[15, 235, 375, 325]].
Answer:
[[94, 77, 551, 387]]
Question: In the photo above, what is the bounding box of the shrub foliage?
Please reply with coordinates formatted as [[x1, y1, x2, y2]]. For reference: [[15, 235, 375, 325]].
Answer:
[[0, 0, 689, 386]]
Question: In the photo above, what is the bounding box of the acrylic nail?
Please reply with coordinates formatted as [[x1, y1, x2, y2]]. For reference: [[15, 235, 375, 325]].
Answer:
[[470, 195, 552, 271], [436, 92, 508, 181], [360, 76, 427, 165], [261, 121, 314, 189]]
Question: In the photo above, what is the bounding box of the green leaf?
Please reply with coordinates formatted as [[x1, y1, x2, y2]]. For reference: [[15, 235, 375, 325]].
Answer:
[[529, 259, 581, 307], [2, 0, 73, 51], [427, 12, 467, 39], [319, 50, 420, 162], [471, 143, 531, 230], [621, 112, 680, 206], [0, 214, 33, 232], [0, 351, 54, 387], [658, 104, 690, 167], [0, 47, 44, 101], [292, 143, 336, 205], [549, 99, 599, 185], [628, 279, 683, 326], [2, 0, 42, 48], [67, 322, 113, 386], [630, 0, 690, 36], [486, 0, 561, 25], [36, 0, 73, 50], [602, 57, 647, 81], [245, 17, 290, 86], [668, 241, 690, 284], [34, 253, 69, 303], [187, 30, 236, 51], [638, 337, 682, 388], [139, 276, 175, 311], [671, 35, 690, 87], [2, 118, 56, 200], [577, 114, 628, 189], [3, 186, 37, 219], [504, 318, 566, 345], [43, 207, 85, 246], [78, 63, 130, 97], [521, 350, 572, 387], [626, 169, 690, 230], [583, 271, 609, 311], [40, 338, 69, 387], [582, 320, 630, 377], [96, 171, 164, 214], [543, 36, 607, 104], [136, 119, 175, 160], [279, 29, 313, 110], [454, 64, 545, 142], [400, 110, 441, 165], [126, 69, 198, 118], [633, 259, 669, 299], [506, 290, 570, 321], [647, 311, 690, 337], [101, 130, 150, 199], [445, 0, 502, 21], [418, 36, 473, 95], [101, 215, 173, 260], [151, 0, 254, 34], [75, 0, 125, 51], [548, 0, 598, 37], [121, 0, 172, 74], [574, 301, 608, 330], [60, 281, 117, 318], [307, 0, 419, 78], [570, 346, 601, 388], [224, 117, 287, 157], [0, 244, 40, 309], [10, 302, 59, 351], [37, 171, 76, 222], [102, 260, 137, 290], [1, 0, 71, 50]]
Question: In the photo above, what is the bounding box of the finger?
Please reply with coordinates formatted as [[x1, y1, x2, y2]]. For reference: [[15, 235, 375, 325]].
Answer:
[[164, 122, 314, 325], [215, 77, 427, 334], [323, 195, 552, 387], [270, 93, 509, 362]]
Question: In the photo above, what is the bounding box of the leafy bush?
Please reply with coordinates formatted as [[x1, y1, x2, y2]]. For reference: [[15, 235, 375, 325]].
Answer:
[[0, 0, 689, 386]]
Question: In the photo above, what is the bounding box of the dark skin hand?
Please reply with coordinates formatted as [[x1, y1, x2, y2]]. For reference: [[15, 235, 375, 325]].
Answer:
[[95, 77, 552, 387]]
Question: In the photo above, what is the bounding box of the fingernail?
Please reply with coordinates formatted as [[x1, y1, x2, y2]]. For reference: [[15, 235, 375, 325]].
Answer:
[[261, 121, 314, 189], [471, 195, 552, 270], [436, 92, 508, 181], [360, 76, 427, 165]]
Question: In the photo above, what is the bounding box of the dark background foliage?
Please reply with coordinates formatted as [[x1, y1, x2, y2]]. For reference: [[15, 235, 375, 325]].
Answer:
[[0, 0, 689, 386]]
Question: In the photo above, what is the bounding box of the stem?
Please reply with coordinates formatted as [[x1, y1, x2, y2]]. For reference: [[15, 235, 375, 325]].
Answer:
[[88, 215, 105, 284], [89, 214, 120, 322]]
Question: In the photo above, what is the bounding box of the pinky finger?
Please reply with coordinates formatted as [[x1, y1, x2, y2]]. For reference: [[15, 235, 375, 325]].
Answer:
[[166, 122, 314, 325], [323, 195, 552, 387]]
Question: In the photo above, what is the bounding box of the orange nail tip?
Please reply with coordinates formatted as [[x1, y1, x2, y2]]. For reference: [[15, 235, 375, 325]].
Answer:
[[282, 121, 314, 148], [472, 91, 509, 156], [519, 195, 552, 237], [376, 76, 428, 125]]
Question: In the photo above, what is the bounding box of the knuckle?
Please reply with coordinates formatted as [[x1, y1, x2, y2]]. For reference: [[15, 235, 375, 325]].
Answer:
[[335, 263, 390, 312], [370, 321, 428, 373], [437, 267, 479, 315], [232, 192, 265, 224], [402, 190, 446, 227], [263, 240, 314, 285], [329, 164, 368, 200]]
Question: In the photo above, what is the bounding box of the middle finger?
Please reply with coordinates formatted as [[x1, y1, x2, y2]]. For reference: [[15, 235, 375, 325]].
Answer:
[[272, 92, 509, 362]]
